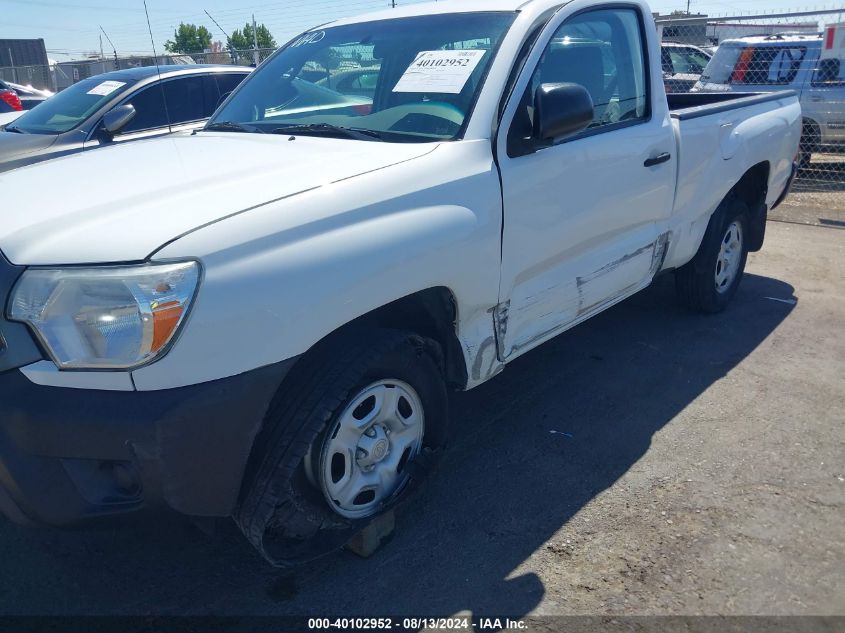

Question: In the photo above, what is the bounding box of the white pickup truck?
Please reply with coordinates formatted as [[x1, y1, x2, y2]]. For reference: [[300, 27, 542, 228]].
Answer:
[[0, 0, 800, 564]]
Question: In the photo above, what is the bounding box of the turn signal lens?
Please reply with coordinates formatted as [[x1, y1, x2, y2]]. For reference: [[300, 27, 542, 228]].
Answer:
[[151, 300, 185, 352]]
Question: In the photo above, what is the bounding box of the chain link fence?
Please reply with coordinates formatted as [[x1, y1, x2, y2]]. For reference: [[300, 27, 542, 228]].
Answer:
[[657, 9, 845, 222], [0, 48, 278, 93]]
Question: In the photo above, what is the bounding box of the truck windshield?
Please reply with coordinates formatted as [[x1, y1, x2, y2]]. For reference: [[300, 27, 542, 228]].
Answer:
[[7, 76, 137, 135], [209, 12, 516, 142]]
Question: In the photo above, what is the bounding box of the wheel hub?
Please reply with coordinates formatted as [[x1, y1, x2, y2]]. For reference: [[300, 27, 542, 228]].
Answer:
[[356, 425, 390, 469], [305, 379, 425, 519], [715, 220, 743, 294]]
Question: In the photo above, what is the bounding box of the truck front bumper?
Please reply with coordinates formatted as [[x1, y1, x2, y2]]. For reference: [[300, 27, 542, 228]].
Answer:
[[0, 360, 294, 526]]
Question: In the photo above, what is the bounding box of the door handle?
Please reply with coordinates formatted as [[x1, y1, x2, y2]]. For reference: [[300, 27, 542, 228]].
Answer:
[[644, 152, 671, 167]]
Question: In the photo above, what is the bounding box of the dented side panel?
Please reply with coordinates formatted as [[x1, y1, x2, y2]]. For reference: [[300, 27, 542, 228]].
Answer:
[[498, 232, 669, 359]]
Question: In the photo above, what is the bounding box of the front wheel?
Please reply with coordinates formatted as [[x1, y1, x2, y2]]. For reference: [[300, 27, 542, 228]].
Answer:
[[675, 198, 749, 313], [236, 329, 448, 566]]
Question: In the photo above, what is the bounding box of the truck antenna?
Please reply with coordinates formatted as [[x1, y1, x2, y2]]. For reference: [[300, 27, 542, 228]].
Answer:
[[99, 25, 118, 69], [205, 10, 237, 63], [143, 0, 172, 131]]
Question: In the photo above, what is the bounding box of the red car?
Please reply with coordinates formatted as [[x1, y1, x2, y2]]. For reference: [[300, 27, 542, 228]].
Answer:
[[0, 87, 22, 113]]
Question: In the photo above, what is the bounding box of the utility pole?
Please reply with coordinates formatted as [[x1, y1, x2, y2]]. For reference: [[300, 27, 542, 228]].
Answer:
[[391, 1, 396, 7], [7, 49, 17, 83], [99, 34, 104, 61], [252, 14, 260, 66]]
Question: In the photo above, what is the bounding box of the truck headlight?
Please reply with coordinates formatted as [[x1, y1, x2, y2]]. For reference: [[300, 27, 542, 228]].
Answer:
[[7, 261, 200, 370]]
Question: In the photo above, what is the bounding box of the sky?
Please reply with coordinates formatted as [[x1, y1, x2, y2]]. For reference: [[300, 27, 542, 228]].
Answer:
[[2, 0, 844, 61]]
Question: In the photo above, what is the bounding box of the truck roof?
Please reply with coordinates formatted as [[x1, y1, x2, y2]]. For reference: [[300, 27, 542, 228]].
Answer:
[[328, 0, 556, 27]]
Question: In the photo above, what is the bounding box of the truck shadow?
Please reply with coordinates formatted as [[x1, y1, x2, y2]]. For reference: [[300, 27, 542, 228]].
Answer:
[[0, 272, 796, 618]]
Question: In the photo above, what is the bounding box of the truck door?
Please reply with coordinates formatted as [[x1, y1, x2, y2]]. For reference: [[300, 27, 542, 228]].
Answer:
[[495, 6, 676, 360]]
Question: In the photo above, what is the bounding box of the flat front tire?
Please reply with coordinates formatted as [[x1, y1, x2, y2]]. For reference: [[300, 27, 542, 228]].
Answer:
[[235, 328, 448, 566]]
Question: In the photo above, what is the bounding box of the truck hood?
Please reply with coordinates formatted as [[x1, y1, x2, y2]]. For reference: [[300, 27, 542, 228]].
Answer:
[[0, 133, 437, 265]]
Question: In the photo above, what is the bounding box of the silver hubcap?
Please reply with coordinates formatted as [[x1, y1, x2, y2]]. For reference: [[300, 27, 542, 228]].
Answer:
[[305, 380, 425, 519], [715, 220, 743, 294]]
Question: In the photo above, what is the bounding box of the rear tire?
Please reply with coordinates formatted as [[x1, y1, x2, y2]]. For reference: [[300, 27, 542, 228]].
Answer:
[[675, 198, 749, 313], [235, 328, 448, 566]]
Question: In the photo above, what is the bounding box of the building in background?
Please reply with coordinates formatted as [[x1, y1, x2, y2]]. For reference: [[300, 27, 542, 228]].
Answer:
[[0, 38, 50, 89]]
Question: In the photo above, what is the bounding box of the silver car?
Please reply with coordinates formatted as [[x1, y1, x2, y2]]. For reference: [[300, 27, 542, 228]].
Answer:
[[694, 34, 845, 165], [0, 65, 251, 173], [661, 42, 712, 93]]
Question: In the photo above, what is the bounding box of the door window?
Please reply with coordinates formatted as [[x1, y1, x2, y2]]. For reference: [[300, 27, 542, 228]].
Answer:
[[667, 47, 709, 74], [162, 75, 206, 124], [120, 76, 211, 134], [213, 73, 248, 109], [120, 84, 169, 133], [704, 45, 807, 85], [812, 56, 844, 86], [511, 7, 649, 146]]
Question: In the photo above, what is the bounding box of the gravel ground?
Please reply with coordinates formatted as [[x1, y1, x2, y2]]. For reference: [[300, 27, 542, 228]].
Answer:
[[776, 152, 845, 225], [0, 220, 842, 621]]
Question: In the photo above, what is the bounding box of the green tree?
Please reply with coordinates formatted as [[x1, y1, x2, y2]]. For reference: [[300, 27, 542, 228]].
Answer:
[[164, 23, 213, 54], [229, 23, 276, 51]]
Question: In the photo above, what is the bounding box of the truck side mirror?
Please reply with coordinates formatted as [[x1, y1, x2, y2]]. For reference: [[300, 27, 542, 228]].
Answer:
[[101, 104, 136, 136], [533, 82, 594, 143]]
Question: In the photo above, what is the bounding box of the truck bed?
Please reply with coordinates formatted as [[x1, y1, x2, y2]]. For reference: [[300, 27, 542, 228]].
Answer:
[[668, 90, 798, 120], [662, 88, 801, 271]]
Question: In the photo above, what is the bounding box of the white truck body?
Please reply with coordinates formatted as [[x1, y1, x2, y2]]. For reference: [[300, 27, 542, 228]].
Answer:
[[2, 0, 799, 393], [0, 0, 800, 542]]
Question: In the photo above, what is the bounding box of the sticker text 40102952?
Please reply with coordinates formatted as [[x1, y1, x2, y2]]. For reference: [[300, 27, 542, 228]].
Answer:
[[392, 49, 487, 94]]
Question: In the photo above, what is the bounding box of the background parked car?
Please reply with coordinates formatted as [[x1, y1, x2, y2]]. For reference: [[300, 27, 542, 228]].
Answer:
[[661, 41, 712, 93], [0, 64, 251, 173], [693, 34, 845, 165], [0, 86, 22, 113], [0, 80, 53, 110]]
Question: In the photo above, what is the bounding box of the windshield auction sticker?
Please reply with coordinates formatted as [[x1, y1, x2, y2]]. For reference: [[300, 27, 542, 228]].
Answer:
[[393, 49, 486, 94], [86, 80, 126, 96]]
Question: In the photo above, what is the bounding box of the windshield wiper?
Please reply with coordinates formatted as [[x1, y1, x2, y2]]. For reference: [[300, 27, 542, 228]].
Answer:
[[202, 120, 264, 134], [3, 125, 26, 134], [271, 123, 383, 142]]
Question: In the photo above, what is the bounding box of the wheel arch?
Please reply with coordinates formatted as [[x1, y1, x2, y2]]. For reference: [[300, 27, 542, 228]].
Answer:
[[288, 286, 468, 392], [732, 160, 770, 253]]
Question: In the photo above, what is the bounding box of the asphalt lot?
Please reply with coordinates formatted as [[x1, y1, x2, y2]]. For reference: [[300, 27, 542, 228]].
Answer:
[[0, 219, 842, 620]]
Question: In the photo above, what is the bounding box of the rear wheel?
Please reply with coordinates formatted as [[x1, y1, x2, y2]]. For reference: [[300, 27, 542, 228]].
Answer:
[[235, 329, 448, 566], [675, 198, 749, 313]]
